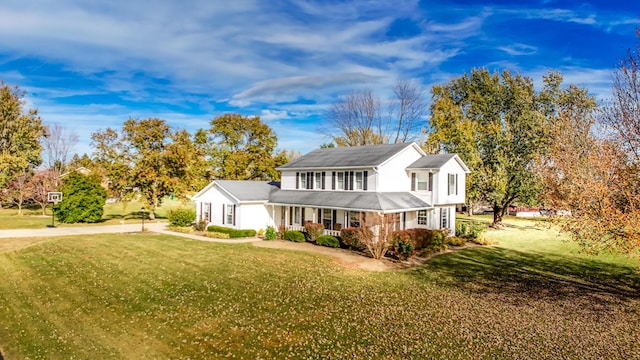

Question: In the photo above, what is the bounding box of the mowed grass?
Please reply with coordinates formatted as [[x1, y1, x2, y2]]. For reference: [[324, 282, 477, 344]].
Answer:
[[0, 197, 189, 229], [0, 218, 639, 359]]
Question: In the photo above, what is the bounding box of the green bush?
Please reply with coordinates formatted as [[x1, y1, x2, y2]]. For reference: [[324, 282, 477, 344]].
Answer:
[[446, 236, 467, 246], [392, 233, 415, 260], [304, 222, 324, 241], [167, 208, 196, 227], [456, 221, 487, 239], [340, 227, 363, 249], [316, 235, 340, 248], [204, 232, 231, 239], [56, 171, 107, 223], [206, 225, 256, 238], [283, 230, 306, 242], [265, 226, 277, 240]]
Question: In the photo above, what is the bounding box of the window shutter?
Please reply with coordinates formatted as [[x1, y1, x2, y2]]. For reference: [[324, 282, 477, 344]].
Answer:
[[344, 172, 349, 190], [349, 171, 354, 190], [447, 174, 451, 195], [233, 205, 236, 226], [317, 209, 321, 223], [322, 172, 326, 189], [308, 172, 313, 189], [411, 173, 416, 191], [222, 204, 225, 224], [455, 174, 459, 195], [332, 171, 336, 190], [363, 171, 368, 191], [289, 207, 293, 225], [200, 202, 203, 220], [428, 173, 433, 191], [296, 172, 299, 189], [301, 207, 305, 223]]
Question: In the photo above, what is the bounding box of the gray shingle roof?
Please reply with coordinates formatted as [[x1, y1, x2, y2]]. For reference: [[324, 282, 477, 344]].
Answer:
[[277, 143, 415, 170], [407, 154, 456, 169], [215, 180, 279, 202], [269, 190, 432, 212]]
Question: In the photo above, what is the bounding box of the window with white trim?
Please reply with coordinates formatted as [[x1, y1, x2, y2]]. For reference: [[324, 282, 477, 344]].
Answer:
[[440, 208, 449, 228], [448, 174, 457, 195], [355, 171, 364, 190], [337, 172, 345, 190], [299, 172, 307, 189], [226, 204, 235, 225], [349, 211, 360, 228], [322, 208, 333, 230], [417, 210, 428, 225], [293, 207, 301, 224], [416, 173, 429, 191], [315, 172, 322, 189], [202, 202, 211, 222]]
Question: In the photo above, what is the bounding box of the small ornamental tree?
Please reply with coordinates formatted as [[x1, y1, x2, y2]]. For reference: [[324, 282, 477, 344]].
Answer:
[[30, 169, 61, 215], [355, 213, 398, 259], [304, 222, 324, 242], [57, 171, 107, 223]]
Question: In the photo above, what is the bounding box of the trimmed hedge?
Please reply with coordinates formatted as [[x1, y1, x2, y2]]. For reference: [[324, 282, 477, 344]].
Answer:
[[316, 235, 340, 248], [204, 232, 231, 239], [206, 225, 257, 238], [283, 230, 306, 242]]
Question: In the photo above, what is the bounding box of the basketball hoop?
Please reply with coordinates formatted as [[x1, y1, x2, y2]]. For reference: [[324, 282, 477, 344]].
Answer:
[[47, 192, 63, 204], [47, 192, 63, 228]]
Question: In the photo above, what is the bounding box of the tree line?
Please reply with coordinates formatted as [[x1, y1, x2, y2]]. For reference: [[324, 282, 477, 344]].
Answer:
[[1, 31, 639, 254]]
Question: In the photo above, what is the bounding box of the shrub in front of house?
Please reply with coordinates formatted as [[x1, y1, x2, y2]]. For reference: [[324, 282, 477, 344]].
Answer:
[[446, 236, 467, 246], [304, 222, 324, 242], [392, 232, 415, 260], [264, 226, 277, 240], [339, 227, 363, 250], [168, 225, 194, 234], [283, 230, 306, 242], [168, 208, 196, 227], [316, 235, 340, 248], [395, 228, 449, 255], [206, 225, 256, 238]]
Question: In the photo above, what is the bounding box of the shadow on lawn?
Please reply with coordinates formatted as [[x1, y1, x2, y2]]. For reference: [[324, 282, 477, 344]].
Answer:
[[409, 247, 640, 305]]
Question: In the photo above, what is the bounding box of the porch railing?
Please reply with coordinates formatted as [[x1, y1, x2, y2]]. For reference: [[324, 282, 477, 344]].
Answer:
[[285, 225, 341, 237]]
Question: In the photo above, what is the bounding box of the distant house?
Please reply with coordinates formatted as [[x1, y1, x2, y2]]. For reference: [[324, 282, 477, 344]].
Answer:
[[192, 143, 470, 235]]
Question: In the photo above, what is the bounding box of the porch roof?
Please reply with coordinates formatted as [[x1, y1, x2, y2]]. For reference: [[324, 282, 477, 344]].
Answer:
[[269, 190, 433, 212]]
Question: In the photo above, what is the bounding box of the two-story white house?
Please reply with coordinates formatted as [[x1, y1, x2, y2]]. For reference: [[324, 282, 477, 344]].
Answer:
[[192, 142, 469, 235]]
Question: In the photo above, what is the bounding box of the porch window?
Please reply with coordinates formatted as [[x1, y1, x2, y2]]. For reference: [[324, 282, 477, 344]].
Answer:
[[417, 210, 428, 225], [322, 208, 333, 230], [349, 211, 360, 228], [293, 207, 302, 224], [440, 208, 449, 229]]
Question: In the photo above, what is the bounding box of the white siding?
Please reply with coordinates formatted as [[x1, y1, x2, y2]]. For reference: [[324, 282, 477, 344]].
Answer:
[[433, 158, 467, 206], [376, 145, 423, 192], [281, 171, 297, 190], [237, 203, 272, 231]]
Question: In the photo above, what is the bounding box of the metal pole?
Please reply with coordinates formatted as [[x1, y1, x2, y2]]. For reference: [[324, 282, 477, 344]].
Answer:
[[51, 203, 55, 228], [141, 207, 145, 232]]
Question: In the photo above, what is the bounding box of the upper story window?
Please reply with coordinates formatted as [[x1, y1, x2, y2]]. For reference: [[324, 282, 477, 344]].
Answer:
[[315, 172, 322, 189], [411, 172, 432, 192], [448, 174, 458, 195], [298, 172, 307, 189], [331, 171, 368, 191], [296, 172, 325, 190]]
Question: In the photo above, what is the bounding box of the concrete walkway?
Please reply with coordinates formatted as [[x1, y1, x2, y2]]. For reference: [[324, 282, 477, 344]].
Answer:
[[0, 222, 261, 243]]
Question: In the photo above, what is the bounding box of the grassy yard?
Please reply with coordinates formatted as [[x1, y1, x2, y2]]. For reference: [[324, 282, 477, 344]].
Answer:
[[0, 217, 638, 359], [0, 197, 189, 229]]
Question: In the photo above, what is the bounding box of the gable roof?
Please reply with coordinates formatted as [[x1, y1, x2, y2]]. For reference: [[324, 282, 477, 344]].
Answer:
[[192, 180, 279, 202], [277, 142, 423, 170], [407, 153, 471, 173]]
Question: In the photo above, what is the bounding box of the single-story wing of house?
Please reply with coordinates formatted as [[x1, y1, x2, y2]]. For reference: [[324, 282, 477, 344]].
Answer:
[[192, 142, 470, 236]]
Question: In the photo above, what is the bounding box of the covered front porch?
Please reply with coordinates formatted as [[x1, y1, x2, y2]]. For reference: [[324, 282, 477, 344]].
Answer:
[[272, 205, 437, 237]]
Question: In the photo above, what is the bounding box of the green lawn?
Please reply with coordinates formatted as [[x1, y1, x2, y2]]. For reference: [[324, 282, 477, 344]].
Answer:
[[0, 197, 189, 229], [0, 217, 638, 359]]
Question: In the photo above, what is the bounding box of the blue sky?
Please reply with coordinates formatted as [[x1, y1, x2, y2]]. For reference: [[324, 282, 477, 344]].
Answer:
[[0, 0, 638, 155]]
